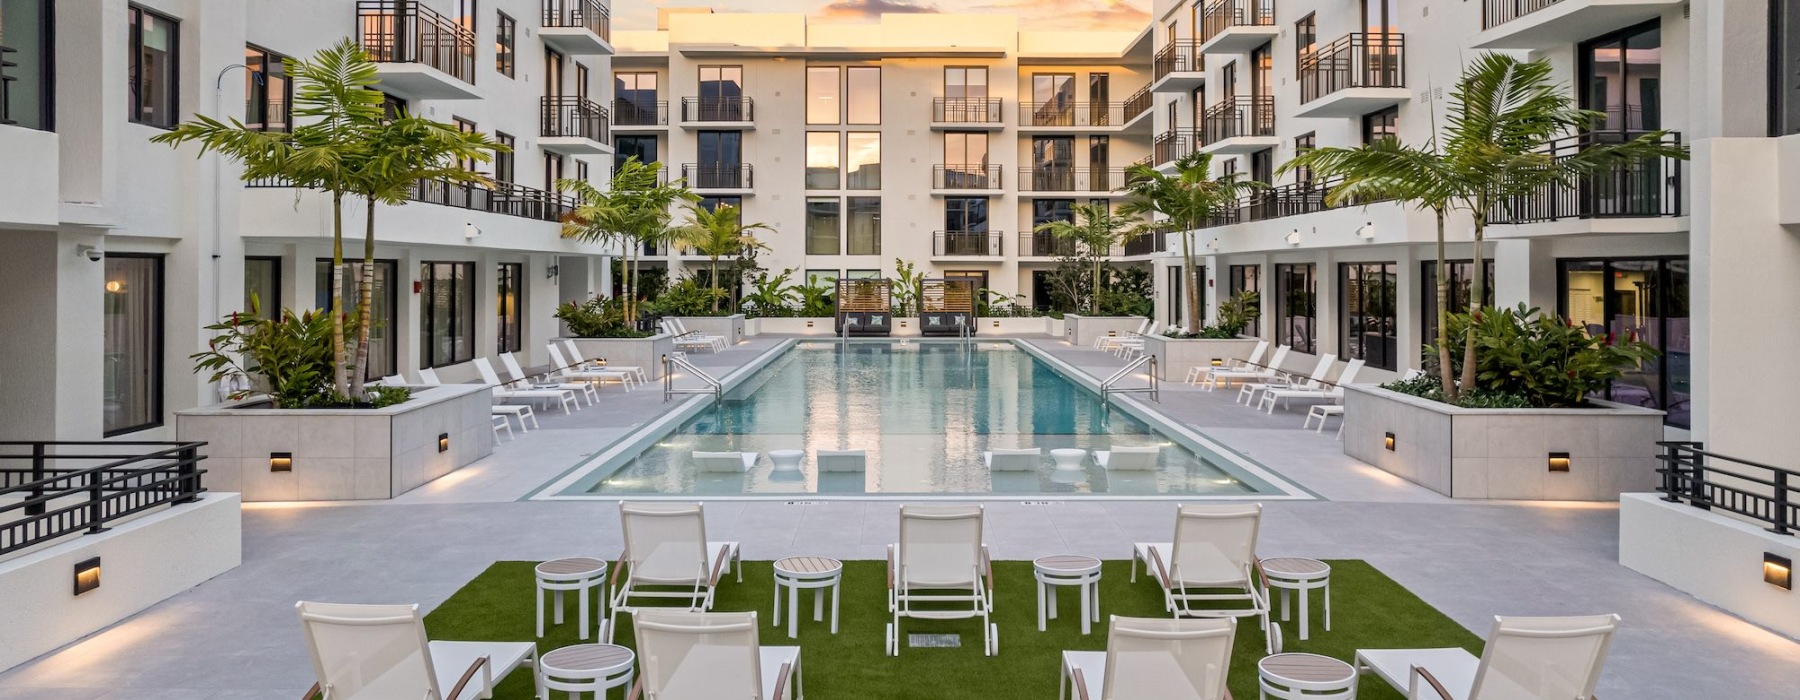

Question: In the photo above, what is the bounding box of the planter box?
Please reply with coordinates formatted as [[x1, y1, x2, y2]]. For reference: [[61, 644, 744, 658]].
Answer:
[[567, 334, 679, 380], [674, 315, 745, 346], [174, 383, 494, 502], [1342, 385, 1664, 501], [745, 317, 838, 336], [1063, 314, 1149, 348], [1140, 336, 1259, 381]]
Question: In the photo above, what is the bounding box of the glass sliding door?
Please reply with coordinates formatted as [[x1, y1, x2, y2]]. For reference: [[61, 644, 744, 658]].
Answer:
[[316, 259, 397, 379], [1340, 262, 1398, 370], [1030, 73, 1075, 125], [697, 65, 744, 120], [1557, 256, 1690, 427], [696, 130, 742, 188], [419, 261, 476, 369], [244, 256, 281, 320], [1031, 136, 1074, 191], [1419, 259, 1494, 359], [1275, 263, 1316, 353], [496, 262, 522, 355], [103, 254, 163, 435], [1229, 264, 1261, 337]]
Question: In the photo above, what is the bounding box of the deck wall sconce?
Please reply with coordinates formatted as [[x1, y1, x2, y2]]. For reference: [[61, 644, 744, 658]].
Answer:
[[269, 452, 293, 472], [1211, 359, 1224, 367], [1548, 452, 1571, 472], [806, 320, 814, 328], [1384, 432, 1396, 451], [438, 433, 451, 453], [1767, 553, 1793, 590], [1108, 330, 1118, 337], [992, 320, 1000, 328], [73, 557, 101, 596]]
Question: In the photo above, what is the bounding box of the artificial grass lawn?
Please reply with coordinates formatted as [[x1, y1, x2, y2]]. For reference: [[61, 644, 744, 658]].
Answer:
[[426, 560, 1481, 699]]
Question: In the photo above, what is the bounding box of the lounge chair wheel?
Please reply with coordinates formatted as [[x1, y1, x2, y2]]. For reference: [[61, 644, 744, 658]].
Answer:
[[885, 623, 897, 656], [987, 625, 999, 656]]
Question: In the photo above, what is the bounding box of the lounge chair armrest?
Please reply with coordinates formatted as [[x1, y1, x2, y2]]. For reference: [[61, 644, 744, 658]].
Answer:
[[301, 682, 321, 700], [709, 546, 730, 587], [982, 545, 995, 591], [886, 544, 896, 590], [445, 655, 491, 700], [1071, 667, 1091, 700], [1410, 665, 1456, 700], [1148, 546, 1171, 587], [609, 553, 627, 588], [624, 677, 644, 700], [772, 660, 793, 700], [1254, 558, 1270, 590]]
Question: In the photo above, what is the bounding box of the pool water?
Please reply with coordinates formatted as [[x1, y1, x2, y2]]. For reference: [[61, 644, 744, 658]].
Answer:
[[573, 341, 1274, 496]]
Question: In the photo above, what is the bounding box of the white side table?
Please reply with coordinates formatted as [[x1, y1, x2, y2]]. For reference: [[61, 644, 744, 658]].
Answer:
[[769, 449, 805, 471], [1034, 554, 1102, 635], [1049, 448, 1088, 471], [541, 643, 635, 700], [1258, 652, 1357, 700], [773, 556, 843, 638], [536, 557, 608, 640], [1261, 557, 1332, 641]]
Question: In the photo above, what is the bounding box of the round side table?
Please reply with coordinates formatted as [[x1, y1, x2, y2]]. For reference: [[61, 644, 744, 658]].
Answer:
[[773, 556, 843, 638], [1261, 557, 1331, 642], [1258, 652, 1357, 700], [536, 557, 608, 640], [769, 449, 805, 471], [541, 643, 635, 700], [1033, 555, 1102, 635], [1049, 448, 1088, 471]]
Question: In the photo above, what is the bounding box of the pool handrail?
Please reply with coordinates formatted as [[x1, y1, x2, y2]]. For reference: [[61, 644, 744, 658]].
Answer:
[[663, 353, 722, 402]]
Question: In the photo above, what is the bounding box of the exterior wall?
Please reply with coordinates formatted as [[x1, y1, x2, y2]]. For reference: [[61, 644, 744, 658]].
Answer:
[[568, 335, 679, 381], [675, 315, 746, 346], [1140, 336, 1258, 381], [1620, 494, 1800, 640], [1063, 314, 1149, 347]]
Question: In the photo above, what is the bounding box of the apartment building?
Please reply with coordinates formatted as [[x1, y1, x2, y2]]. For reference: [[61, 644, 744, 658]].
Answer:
[[0, 0, 621, 442]]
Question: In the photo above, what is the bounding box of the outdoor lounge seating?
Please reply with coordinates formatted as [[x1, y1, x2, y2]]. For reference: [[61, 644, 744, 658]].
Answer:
[[417, 367, 538, 431], [693, 451, 759, 472], [295, 601, 542, 700], [1111, 322, 1161, 358], [608, 502, 742, 643], [1186, 340, 1270, 385], [1132, 504, 1273, 653], [1259, 358, 1363, 413], [1204, 345, 1291, 391], [1096, 319, 1148, 351], [664, 318, 727, 352], [1060, 616, 1237, 700], [888, 504, 997, 656], [631, 610, 801, 700], [816, 449, 867, 472], [1239, 353, 1335, 407], [561, 339, 647, 383], [984, 447, 1042, 472], [474, 357, 579, 414], [545, 344, 637, 391], [1305, 403, 1344, 436], [1356, 613, 1621, 700], [1095, 445, 1161, 470], [501, 351, 597, 406]]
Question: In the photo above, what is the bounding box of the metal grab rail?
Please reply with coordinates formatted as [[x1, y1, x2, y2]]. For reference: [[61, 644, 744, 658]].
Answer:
[[1101, 355, 1159, 402], [662, 353, 722, 403], [1657, 441, 1798, 536], [1, 441, 208, 557]]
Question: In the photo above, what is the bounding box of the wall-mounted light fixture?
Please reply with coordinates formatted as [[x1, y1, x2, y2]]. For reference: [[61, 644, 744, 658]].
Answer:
[[270, 452, 293, 472], [992, 319, 1000, 328], [464, 223, 482, 240], [1766, 553, 1793, 590], [1211, 359, 1224, 367], [1207, 238, 1220, 252], [1108, 330, 1118, 337], [1285, 229, 1302, 246], [1384, 432, 1396, 451], [73, 557, 101, 596], [1356, 222, 1376, 240], [545, 263, 559, 280], [438, 433, 451, 453], [805, 320, 814, 328], [1548, 452, 1571, 472]]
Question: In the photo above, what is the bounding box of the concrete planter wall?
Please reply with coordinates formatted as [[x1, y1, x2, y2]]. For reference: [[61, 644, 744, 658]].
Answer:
[[674, 315, 745, 346], [1342, 385, 1664, 501], [1620, 493, 1800, 640], [747, 317, 838, 336], [747, 316, 1061, 337], [1140, 336, 1259, 381], [568, 334, 679, 380], [175, 383, 494, 502], [1063, 314, 1148, 347]]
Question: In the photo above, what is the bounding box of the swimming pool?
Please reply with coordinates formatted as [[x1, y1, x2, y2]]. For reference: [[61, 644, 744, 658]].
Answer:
[[554, 341, 1287, 497]]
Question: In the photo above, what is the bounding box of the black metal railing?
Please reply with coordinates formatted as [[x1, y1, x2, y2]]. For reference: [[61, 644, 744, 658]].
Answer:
[[0, 44, 17, 126], [1487, 131, 1683, 224], [356, 1, 476, 85], [1123, 85, 1153, 124], [680, 96, 753, 123], [1123, 224, 1176, 256], [932, 97, 1004, 124], [1483, 0, 1565, 29], [1201, 96, 1276, 145], [933, 231, 1003, 257], [613, 99, 668, 126], [1154, 40, 1203, 81], [932, 164, 1003, 190], [1, 442, 207, 557], [616, 163, 670, 185], [1658, 442, 1799, 536], [1020, 101, 1129, 127], [248, 176, 576, 222], [1300, 33, 1406, 105], [1155, 130, 1194, 165], [1017, 167, 1130, 193], [1201, 0, 1277, 44], [682, 163, 753, 189], [1019, 233, 1079, 257], [541, 0, 610, 43], [541, 96, 610, 144]]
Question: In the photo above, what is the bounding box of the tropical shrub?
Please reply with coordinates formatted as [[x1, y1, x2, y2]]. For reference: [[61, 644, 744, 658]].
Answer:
[[796, 275, 836, 317], [555, 296, 649, 338], [890, 259, 925, 317], [1399, 303, 1658, 408], [646, 276, 731, 317], [1217, 290, 1261, 336], [192, 305, 410, 408], [741, 270, 799, 318]]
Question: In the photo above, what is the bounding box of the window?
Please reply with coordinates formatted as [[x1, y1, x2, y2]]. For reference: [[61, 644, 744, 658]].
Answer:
[[807, 66, 840, 124], [494, 132, 515, 183], [1167, 267, 1185, 326], [1031, 199, 1074, 255], [1582, 20, 1661, 133], [1251, 43, 1272, 100], [944, 132, 990, 187], [698, 65, 745, 120], [1032, 136, 1075, 190], [1341, 262, 1399, 370], [806, 197, 841, 255], [496, 262, 522, 354], [615, 135, 657, 174], [1292, 132, 1315, 185], [1031, 73, 1076, 125], [615, 72, 659, 124], [452, 117, 479, 171], [576, 161, 588, 182], [1250, 149, 1274, 185], [244, 256, 281, 320], [944, 67, 988, 99], [696, 130, 742, 188], [0, 0, 53, 130], [128, 5, 178, 128], [945, 197, 989, 232], [245, 46, 291, 131], [103, 254, 162, 435], [845, 269, 881, 279], [420, 262, 476, 369], [1420, 259, 1495, 357], [848, 66, 881, 124], [847, 132, 881, 189], [1295, 13, 1317, 79], [495, 11, 515, 77], [1088, 73, 1110, 125], [316, 260, 397, 379], [380, 91, 407, 120], [576, 64, 589, 102], [699, 196, 741, 212], [544, 152, 563, 193], [847, 197, 881, 255], [1275, 263, 1316, 354], [1557, 257, 1690, 427], [1362, 106, 1398, 144], [1774, 0, 1800, 135], [806, 132, 840, 189], [1229, 264, 1261, 337]]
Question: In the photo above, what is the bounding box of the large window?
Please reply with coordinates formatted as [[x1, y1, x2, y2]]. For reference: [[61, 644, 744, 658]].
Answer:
[[496, 262, 522, 354], [806, 66, 840, 125], [806, 197, 841, 255], [1420, 259, 1495, 357], [945, 197, 989, 233], [847, 132, 881, 189], [616, 72, 659, 124], [316, 260, 397, 380], [1362, 106, 1398, 144], [495, 11, 515, 77], [494, 132, 515, 183], [1774, 0, 1800, 136], [1030, 73, 1075, 125], [128, 5, 178, 128], [944, 132, 990, 187], [103, 254, 163, 435], [1581, 20, 1661, 133], [696, 130, 741, 187], [0, 0, 53, 130], [698, 65, 744, 120], [1558, 257, 1690, 427], [244, 256, 281, 320], [1275, 263, 1316, 354], [806, 132, 840, 189], [420, 262, 476, 369], [1295, 13, 1317, 79], [1292, 133, 1316, 185], [847, 197, 881, 256], [1341, 263, 1398, 370], [244, 46, 290, 131], [944, 67, 988, 99], [848, 66, 880, 124], [1229, 264, 1261, 337]]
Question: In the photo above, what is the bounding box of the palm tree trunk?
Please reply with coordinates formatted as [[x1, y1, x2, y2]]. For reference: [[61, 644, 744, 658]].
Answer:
[[351, 201, 376, 398], [1433, 208, 1456, 400], [330, 191, 348, 396], [1459, 212, 1488, 394], [1091, 256, 1102, 315], [630, 243, 643, 326], [1182, 229, 1201, 334], [711, 255, 722, 313]]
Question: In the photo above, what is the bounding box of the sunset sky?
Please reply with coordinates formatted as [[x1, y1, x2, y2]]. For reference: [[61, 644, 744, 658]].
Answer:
[[614, 0, 1154, 32]]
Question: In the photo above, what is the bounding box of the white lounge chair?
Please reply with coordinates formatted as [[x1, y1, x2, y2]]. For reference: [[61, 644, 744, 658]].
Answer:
[[1060, 616, 1237, 700], [561, 339, 646, 383], [983, 447, 1042, 472], [609, 502, 741, 643], [1186, 340, 1270, 385], [416, 367, 441, 385], [295, 601, 542, 700], [1095, 445, 1161, 471], [816, 449, 867, 472], [1263, 358, 1364, 413], [418, 368, 536, 431], [1112, 322, 1161, 358], [545, 343, 636, 391], [501, 351, 597, 406], [1132, 504, 1273, 653], [1240, 353, 1335, 407], [1205, 345, 1291, 391], [887, 504, 996, 656], [693, 451, 759, 472], [632, 610, 801, 700], [474, 357, 578, 414], [663, 318, 725, 353], [1096, 319, 1149, 351], [1356, 614, 1621, 700], [1305, 403, 1344, 435]]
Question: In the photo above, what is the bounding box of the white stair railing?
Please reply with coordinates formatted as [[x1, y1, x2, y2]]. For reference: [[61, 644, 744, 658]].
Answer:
[[1101, 354, 1159, 402], [662, 353, 722, 402]]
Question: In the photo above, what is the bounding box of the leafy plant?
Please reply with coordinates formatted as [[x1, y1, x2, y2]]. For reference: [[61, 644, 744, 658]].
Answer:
[[1216, 290, 1261, 336], [363, 385, 413, 409], [796, 275, 836, 317], [1098, 267, 1154, 317], [741, 270, 799, 318], [1034, 203, 1135, 314], [646, 276, 731, 317], [555, 296, 648, 338], [671, 202, 771, 312], [561, 158, 699, 323], [192, 303, 407, 409], [1120, 152, 1266, 333], [891, 259, 925, 317], [1408, 303, 1659, 408]]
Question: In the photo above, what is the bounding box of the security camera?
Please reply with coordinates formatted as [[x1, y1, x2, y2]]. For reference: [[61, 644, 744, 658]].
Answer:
[[79, 246, 103, 262]]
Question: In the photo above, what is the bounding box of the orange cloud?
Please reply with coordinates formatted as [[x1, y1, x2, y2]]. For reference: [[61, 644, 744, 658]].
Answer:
[[817, 0, 942, 21]]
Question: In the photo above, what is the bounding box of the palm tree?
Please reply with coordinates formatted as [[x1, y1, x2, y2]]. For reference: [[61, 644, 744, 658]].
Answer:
[[1119, 152, 1264, 334], [154, 39, 386, 395], [1033, 202, 1132, 315], [560, 158, 698, 322], [672, 202, 771, 312]]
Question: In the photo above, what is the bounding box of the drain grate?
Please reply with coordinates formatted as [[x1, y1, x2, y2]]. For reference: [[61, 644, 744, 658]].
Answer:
[[908, 633, 962, 648], [1019, 500, 1064, 506], [784, 500, 820, 506]]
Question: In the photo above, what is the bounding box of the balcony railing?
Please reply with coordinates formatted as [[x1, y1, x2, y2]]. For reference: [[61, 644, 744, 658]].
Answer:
[[682, 163, 753, 189], [1154, 130, 1194, 165], [1482, 0, 1566, 29], [0, 45, 17, 126], [1017, 167, 1130, 193], [356, 1, 475, 84], [1122, 85, 1153, 124], [248, 176, 576, 222], [615, 163, 670, 185], [1487, 131, 1683, 224], [541, 0, 610, 43], [541, 96, 610, 144], [1299, 33, 1406, 104], [1, 442, 206, 557], [1020, 102, 1129, 127], [932, 165, 1004, 190], [1123, 224, 1176, 256], [613, 99, 667, 126], [1200, 0, 1277, 45], [1658, 441, 1798, 537], [1154, 40, 1203, 80], [1019, 233, 1079, 257], [680, 96, 753, 123], [932, 98, 1004, 125], [1201, 96, 1276, 144], [933, 231, 1003, 257]]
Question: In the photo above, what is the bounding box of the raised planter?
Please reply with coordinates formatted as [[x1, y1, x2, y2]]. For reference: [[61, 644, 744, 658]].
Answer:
[[674, 314, 745, 346], [1140, 335, 1259, 381], [1063, 314, 1149, 348], [174, 383, 495, 502], [567, 333, 679, 380], [1341, 384, 1664, 501]]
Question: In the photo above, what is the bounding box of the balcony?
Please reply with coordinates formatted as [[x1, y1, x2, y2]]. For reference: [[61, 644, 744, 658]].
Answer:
[[1198, 0, 1279, 55], [1018, 102, 1131, 131], [1487, 132, 1684, 226], [1122, 225, 1175, 256], [1473, 0, 1683, 50], [1152, 40, 1204, 93], [613, 163, 670, 185], [539, 96, 611, 155], [539, 0, 612, 54], [248, 176, 576, 223], [1016, 167, 1131, 195], [1018, 233, 1078, 258], [355, 1, 478, 99], [1154, 130, 1195, 168], [679, 96, 754, 129], [612, 99, 668, 129], [931, 165, 1004, 195], [681, 163, 754, 193], [931, 98, 1005, 130], [1295, 34, 1409, 119], [1200, 96, 1278, 154], [932, 231, 1004, 258], [1122, 85, 1154, 130]]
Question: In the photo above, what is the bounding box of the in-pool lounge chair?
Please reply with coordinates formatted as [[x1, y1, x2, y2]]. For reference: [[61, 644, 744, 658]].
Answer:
[[1356, 614, 1620, 700], [1204, 345, 1291, 391], [474, 357, 578, 414], [296, 601, 542, 700], [887, 504, 996, 656], [1060, 616, 1237, 700], [693, 451, 759, 472], [1132, 504, 1273, 653], [632, 610, 801, 700], [816, 449, 867, 472], [1186, 340, 1270, 385], [984, 447, 1043, 472], [500, 352, 597, 406], [608, 502, 741, 643], [1095, 445, 1161, 471], [1262, 358, 1363, 413]]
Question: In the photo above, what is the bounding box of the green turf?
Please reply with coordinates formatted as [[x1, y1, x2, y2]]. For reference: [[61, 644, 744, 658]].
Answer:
[[425, 559, 1481, 699]]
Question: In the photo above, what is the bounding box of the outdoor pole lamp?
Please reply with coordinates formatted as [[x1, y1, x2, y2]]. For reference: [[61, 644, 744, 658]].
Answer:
[[269, 452, 293, 472], [1767, 553, 1793, 590], [438, 433, 451, 453], [1548, 452, 1572, 472], [73, 557, 101, 596], [1384, 432, 1396, 451]]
